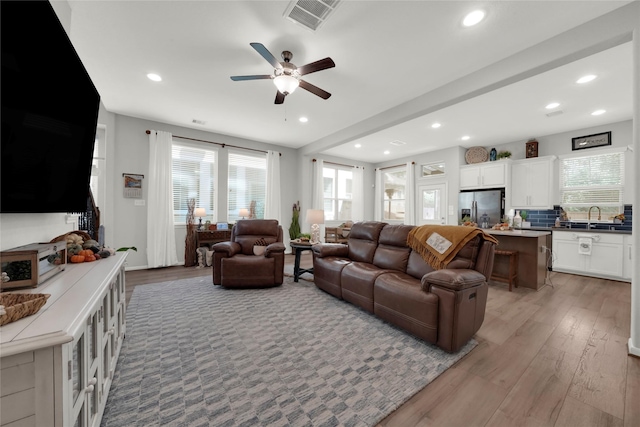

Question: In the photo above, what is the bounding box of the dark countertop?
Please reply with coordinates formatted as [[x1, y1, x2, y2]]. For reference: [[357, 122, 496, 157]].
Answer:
[[529, 226, 632, 235]]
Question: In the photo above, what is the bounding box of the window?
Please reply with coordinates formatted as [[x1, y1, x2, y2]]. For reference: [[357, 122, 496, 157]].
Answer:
[[172, 141, 217, 224], [90, 126, 106, 211], [560, 150, 624, 220], [323, 166, 353, 221], [228, 151, 266, 221], [383, 166, 406, 220], [421, 162, 445, 177]]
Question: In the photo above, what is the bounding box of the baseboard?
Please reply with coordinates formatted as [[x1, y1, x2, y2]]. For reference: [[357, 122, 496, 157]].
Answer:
[[629, 338, 640, 357]]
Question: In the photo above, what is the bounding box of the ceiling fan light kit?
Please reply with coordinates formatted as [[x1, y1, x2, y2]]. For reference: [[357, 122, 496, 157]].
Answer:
[[230, 42, 334, 104]]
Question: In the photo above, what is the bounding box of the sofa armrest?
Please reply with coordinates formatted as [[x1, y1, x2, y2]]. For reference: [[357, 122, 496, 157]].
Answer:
[[265, 242, 286, 257], [212, 241, 241, 257], [421, 269, 486, 292], [312, 243, 349, 258]]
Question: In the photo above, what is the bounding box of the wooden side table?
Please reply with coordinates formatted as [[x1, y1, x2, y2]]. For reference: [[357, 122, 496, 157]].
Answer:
[[290, 242, 314, 282], [196, 229, 232, 248]]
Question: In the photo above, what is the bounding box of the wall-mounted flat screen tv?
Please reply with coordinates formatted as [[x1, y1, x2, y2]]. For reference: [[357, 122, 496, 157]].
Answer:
[[1, 0, 100, 213]]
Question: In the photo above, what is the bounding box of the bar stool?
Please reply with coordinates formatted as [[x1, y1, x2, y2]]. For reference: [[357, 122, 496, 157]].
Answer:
[[491, 250, 518, 291]]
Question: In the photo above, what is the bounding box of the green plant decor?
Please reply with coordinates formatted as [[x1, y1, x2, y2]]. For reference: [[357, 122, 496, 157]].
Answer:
[[496, 150, 512, 159], [117, 247, 138, 252], [520, 210, 528, 221], [289, 201, 301, 240]]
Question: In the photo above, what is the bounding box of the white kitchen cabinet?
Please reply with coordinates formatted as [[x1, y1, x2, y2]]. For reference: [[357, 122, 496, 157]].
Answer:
[[0, 254, 127, 427], [552, 231, 625, 280], [460, 161, 507, 189], [623, 236, 634, 281], [510, 156, 555, 209]]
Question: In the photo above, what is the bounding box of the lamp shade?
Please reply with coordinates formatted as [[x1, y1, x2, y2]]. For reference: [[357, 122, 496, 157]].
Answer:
[[239, 208, 249, 218], [305, 209, 324, 225], [273, 75, 299, 95], [194, 208, 206, 217]]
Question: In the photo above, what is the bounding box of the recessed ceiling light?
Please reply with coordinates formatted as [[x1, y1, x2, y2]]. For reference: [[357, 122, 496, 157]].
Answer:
[[354, 144, 362, 148], [591, 109, 606, 116], [576, 74, 597, 84], [431, 123, 441, 129], [463, 10, 485, 27], [147, 73, 162, 82], [299, 117, 308, 123], [545, 102, 560, 109], [461, 135, 470, 141], [383, 150, 390, 155]]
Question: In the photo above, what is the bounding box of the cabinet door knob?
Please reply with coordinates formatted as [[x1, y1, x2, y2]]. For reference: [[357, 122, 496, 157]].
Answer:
[[85, 384, 94, 393], [88, 377, 97, 386]]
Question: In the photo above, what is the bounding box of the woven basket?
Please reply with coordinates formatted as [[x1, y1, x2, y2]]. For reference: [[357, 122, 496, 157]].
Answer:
[[49, 230, 93, 244], [0, 293, 51, 326]]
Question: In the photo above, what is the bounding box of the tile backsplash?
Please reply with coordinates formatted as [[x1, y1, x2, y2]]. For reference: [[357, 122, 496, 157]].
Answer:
[[524, 205, 633, 232]]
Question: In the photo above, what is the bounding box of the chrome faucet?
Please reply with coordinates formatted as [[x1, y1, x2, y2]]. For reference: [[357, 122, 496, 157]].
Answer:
[[588, 206, 601, 228]]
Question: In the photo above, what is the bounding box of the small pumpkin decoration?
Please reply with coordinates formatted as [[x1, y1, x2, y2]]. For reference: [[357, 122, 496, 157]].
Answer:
[[84, 253, 97, 262], [97, 250, 111, 258], [67, 244, 83, 255], [70, 255, 85, 263], [78, 249, 94, 258]]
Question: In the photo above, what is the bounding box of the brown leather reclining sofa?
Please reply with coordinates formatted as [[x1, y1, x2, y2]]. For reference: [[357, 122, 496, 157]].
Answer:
[[312, 221, 496, 353]]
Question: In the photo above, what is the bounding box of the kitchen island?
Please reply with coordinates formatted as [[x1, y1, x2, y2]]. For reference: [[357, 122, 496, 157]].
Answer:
[[485, 229, 552, 291]]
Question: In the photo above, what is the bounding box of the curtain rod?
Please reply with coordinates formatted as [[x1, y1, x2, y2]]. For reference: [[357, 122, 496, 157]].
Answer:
[[145, 130, 281, 156], [312, 158, 363, 169], [377, 161, 415, 171]]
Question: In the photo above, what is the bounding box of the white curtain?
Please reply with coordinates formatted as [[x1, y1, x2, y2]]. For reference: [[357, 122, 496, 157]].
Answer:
[[264, 150, 281, 221], [147, 130, 179, 268], [351, 166, 364, 222], [374, 168, 383, 221], [312, 159, 324, 209], [404, 162, 416, 225]]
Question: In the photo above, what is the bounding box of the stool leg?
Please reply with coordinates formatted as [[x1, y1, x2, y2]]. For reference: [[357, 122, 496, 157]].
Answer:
[[513, 252, 518, 289]]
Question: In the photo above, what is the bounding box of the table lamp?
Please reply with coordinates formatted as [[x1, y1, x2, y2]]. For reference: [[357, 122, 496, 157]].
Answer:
[[239, 208, 249, 219], [194, 207, 206, 230], [306, 209, 324, 244]]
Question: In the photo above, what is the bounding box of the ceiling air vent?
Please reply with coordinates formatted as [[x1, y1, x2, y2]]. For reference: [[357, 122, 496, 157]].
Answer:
[[284, 0, 342, 31], [389, 140, 407, 146], [546, 110, 564, 118], [192, 119, 206, 125]]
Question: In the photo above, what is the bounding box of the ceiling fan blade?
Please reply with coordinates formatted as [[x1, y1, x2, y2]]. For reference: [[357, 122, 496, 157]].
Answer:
[[275, 91, 285, 104], [299, 80, 331, 99], [250, 42, 282, 70], [297, 57, 335, 76], [230, 75, 272, 81]]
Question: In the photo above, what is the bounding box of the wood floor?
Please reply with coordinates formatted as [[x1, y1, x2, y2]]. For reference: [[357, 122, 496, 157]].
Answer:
[[125, 255, 639, 427]]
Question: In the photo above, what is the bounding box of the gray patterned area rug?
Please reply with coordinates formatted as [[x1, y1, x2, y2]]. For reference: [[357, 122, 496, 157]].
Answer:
[[101, 276, 476, 427]]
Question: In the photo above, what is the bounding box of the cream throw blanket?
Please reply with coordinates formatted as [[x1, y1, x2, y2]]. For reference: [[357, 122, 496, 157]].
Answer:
[[407, 225, 498, 270]]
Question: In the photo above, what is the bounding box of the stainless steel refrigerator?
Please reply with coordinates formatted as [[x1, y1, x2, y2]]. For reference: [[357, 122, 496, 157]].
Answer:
[[459, 189, 504, 228]]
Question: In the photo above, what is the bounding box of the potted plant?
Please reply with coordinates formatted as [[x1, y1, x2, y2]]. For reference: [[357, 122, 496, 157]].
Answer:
[[520, 210, 531, 228], [289, 201, 301, 240], [253, 238, 268, 256], [496, 150, 512, 160]]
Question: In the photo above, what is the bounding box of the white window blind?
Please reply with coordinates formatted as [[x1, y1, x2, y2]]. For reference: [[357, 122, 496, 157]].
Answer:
[[228, 151, 266, 221], [560, 150, 624, 218], [323, 166, 353, 221], [172, 141, 216, 224], [383, 166, 406, 221]]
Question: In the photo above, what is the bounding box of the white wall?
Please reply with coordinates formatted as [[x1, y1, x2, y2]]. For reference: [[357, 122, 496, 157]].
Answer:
[[109, 114, 300, 269]]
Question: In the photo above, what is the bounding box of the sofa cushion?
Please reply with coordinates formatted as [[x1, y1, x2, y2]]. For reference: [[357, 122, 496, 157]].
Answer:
[[406, 251, 434, 280], [313, 256, 350, 298], [374, 272, 439, 343], [221, 255, 275, 287], [372, 225, 413, 272], [347, 221, 386, 263], [341, 262, 392, 313]]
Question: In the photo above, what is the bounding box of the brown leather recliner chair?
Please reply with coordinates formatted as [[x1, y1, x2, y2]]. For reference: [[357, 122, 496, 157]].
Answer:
[[211, 219, 286, 288]]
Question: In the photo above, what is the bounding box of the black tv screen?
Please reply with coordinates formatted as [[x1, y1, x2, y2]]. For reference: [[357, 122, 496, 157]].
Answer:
[[1, 0, 100, 213]]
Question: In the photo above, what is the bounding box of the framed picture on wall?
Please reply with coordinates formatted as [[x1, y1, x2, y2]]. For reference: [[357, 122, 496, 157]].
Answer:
[[571, 131, 611, 151]]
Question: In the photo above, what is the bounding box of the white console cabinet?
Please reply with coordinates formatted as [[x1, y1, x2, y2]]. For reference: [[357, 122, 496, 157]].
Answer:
[[0, 253, 127, 427], [552, 231, 627, 281], [460, 161, 507, 190]]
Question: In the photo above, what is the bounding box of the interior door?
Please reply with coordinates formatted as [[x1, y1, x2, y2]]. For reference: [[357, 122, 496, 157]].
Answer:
[[418, 183, 447, 225]]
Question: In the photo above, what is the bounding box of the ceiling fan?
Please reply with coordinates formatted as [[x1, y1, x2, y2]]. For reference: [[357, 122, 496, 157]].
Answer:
[[230, 42, 335, 104]]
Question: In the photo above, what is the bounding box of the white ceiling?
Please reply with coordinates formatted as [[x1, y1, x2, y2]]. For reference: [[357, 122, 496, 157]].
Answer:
[[67, 0, 634, 164]]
